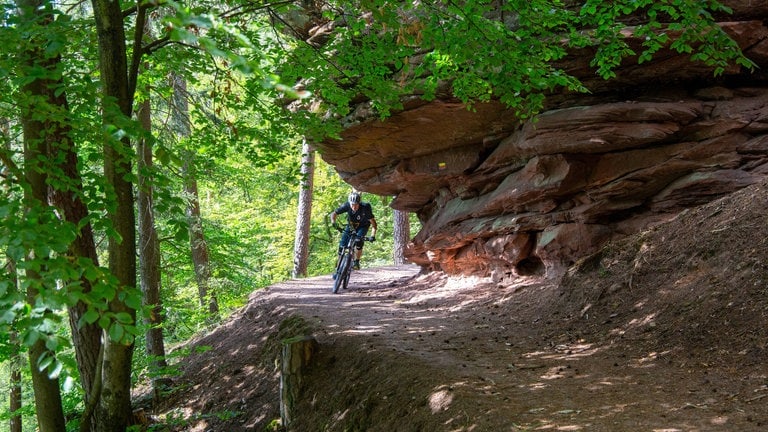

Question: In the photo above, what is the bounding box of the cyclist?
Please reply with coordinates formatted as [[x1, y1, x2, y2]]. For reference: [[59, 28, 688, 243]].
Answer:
[[330, 191, 378, 270]]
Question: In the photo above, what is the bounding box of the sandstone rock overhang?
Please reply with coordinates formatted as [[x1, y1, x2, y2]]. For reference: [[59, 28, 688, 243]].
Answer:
[[314, 3, 768, 281]]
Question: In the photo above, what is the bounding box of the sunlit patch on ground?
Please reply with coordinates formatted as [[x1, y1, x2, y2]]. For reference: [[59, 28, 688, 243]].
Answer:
[[428, 386, 454, 413]]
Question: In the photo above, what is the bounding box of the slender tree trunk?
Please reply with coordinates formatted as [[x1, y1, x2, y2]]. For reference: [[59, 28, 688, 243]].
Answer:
[[138, 88, 168, 393], [26, 36, 102, 432], [184, 167, 219, 316], [292, 139, 315, 278], [14, 3, 102, 429], [172, 73, 219, 317], [16, 0, 67, 429], [8, 260, 22, 432], [9, 348, 22, 432], [2, 120, 22, 432], [90, 0, 137, 428], [393, 210, 410, 265], [21, 92, 67, 432]]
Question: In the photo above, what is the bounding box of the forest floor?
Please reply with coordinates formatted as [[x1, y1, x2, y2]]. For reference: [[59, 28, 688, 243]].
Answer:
[[146, 179, 768, 432]]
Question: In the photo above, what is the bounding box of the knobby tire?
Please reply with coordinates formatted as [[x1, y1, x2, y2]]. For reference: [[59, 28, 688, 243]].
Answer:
[[333, 252, 350, 294], [341, 253, 353, 290]]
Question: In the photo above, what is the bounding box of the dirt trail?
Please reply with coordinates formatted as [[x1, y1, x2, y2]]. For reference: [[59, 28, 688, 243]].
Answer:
[[153, 180, 768, 432]]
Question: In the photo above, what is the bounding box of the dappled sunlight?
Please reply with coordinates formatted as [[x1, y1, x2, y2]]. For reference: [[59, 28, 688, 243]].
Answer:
[[338, 325, 386, 334], [541, 365, 570, 380], [518, 411, 584, 431], [442, 274, 489, 290], [633, 350, 672, 367], [523, 341, 605, 363], [428, 386, 455, 413], [627, 312, 657, 329], [609, 311, 658, 337], [583, 378, 631, 391], [528, 381, 549, 390], [227, 264, 767, 431]]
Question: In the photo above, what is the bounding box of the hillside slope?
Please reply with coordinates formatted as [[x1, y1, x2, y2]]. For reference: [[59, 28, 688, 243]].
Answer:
[[149, 179, 768, 431]]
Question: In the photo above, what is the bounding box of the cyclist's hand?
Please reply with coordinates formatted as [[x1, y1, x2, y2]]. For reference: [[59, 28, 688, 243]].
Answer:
[[366, 236, 376, 242]]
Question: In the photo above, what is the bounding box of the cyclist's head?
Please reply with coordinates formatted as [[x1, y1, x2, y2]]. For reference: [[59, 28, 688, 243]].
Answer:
[[348, 191, 362, 206]]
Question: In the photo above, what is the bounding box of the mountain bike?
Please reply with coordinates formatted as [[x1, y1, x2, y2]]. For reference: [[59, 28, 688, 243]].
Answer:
[[331, 222, 373, 294]]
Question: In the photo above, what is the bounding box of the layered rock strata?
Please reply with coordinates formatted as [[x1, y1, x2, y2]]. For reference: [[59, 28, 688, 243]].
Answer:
[[314, 4, 768, 280]]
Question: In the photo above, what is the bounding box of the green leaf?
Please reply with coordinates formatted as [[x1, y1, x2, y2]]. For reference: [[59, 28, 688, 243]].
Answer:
[[24, 329, 40, 347], [47, 360, 63, 379], [81, 309, 100, 327], [38, 353, 53, 373], [114, 312, 133, 324], [109, 323, 125, 342], [45, 336, 59, 351], [98, 315, 110, 330], [124, 292, 142, 310]]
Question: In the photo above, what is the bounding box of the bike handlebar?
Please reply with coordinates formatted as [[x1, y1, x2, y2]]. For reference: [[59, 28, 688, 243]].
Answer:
[[332, 222, 376, 242]]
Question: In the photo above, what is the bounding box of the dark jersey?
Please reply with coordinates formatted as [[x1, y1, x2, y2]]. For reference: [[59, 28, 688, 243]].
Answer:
[[334, 202, 375, 229]]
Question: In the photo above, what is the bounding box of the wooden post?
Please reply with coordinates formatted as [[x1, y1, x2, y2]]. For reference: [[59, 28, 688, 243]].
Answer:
[[280, 335, 319, 427]]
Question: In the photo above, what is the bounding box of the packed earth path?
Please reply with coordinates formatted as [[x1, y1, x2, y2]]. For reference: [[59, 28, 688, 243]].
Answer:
[[151, 181, 768, 432]]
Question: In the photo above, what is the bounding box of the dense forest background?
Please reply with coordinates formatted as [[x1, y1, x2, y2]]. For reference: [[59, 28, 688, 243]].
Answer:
[[0, 0, 753, 430], [0, 147, 403, 429]]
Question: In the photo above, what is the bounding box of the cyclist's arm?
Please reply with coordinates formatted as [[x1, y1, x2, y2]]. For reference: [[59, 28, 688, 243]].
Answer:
[[369, 217, 378, 237], [330, 203, 348, 225]]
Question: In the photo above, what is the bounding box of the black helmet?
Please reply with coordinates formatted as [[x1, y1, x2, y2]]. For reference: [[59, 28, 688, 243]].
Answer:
[[348, 191, 362, 205]]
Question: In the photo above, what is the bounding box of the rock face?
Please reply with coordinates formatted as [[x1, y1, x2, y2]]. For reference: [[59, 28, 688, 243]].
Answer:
[[314, 2, 768, 280]]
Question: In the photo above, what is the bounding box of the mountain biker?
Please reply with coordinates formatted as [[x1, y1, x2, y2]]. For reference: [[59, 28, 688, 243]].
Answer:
[[330, 191, 378, 270]]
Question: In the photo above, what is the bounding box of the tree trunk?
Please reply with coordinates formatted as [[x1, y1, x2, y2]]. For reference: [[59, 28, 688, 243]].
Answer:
[[292, 139, 315, 278], [172, 73, 219, 317], [184, 167, 219, 316], [90, 0, 137, 428], [8, 261, 22, 432], [14, 2, 103, 429], [16, 0, 67, 429], [9, 349, 22, 432], [2, 120, 22, 432], [393, 210, 410, 265], [26, 35, 102, 432], [138, 86, 169, 397], [280, 335, 318, 427], [21, 89, 67, 432]]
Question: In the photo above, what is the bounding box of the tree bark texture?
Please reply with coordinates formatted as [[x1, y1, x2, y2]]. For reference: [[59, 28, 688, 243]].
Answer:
[[280, 335, 318, 427], [16, 0, 68, 429], [21, 88, 67, 432], [292, 139, 315, 278], [8, 262, 22, 432], [9, 352, 21, 432], [138, 92, 169, 394], [14, 2, 103, 424], [184, 168, 219, 316], [90, 0, 137, 428], [23, 30, 103, 431], [173, 73, 219, 317], [393, 210, 411, 265]]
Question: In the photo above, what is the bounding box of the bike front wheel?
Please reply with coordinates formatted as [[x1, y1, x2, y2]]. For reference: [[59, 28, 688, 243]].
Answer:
[[341, 253, 353, 290], [333, 252, 351, 294]]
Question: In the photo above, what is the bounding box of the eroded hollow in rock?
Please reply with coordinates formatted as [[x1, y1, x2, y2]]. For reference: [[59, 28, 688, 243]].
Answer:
[[515, 256, 545, 276]]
